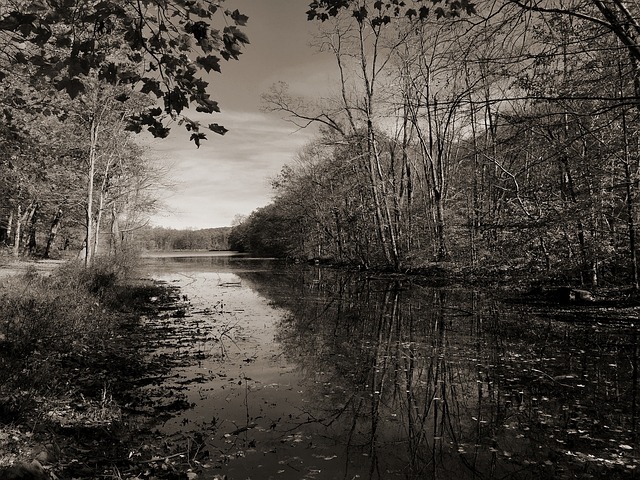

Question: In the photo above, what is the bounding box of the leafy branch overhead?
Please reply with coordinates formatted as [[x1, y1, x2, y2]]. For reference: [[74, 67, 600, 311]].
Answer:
[[307, 0, 477, 23], [0, 0, 250, 145], [503, 0, 640, 64]]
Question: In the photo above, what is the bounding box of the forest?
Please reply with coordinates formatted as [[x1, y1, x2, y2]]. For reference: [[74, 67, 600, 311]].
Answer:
[[1, 0, 639, 289], [0, 0, 248, 263], [1, 2, 639, 478], [230, 0, 640, 289]]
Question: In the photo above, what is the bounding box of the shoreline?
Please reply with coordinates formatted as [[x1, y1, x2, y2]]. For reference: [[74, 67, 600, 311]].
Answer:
[[0, 260, 200, 479]]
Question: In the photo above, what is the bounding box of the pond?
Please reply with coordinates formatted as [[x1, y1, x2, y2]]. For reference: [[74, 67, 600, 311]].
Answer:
[[142, 252, 640, 479]]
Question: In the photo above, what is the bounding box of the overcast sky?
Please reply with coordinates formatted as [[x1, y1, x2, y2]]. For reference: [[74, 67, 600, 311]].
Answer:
[[147, 1, 335, 229]]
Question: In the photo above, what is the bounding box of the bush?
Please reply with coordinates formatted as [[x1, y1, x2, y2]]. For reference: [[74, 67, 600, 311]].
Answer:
[[2, 278, 106, 354], [0, 251, 143, 390], [50, 248, 141, 298]]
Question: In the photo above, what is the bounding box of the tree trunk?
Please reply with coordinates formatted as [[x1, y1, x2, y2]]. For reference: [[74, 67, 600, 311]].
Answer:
[[619, 42, 640, 289], [561, 156, 594, 285], [371, 134, 400, 268], [540, 236, 551, 272], [12, 205, 21, 257], [6, 211, 12, 246], [434, 190, 448, 261], [109, 204, 120, 255], [85, 117, 98, 265], [13, 204, 35, 257], [466, 83, 480, 267], [93, 194, 104, 258], [44, 208, 63, 259], [622, 109, 639, 289], [25, 203, 39, 255]]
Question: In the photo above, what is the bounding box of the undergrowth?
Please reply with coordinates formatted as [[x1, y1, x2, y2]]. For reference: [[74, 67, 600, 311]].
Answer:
[[0, 252, 209, 479], [0, 250, 156, 418]]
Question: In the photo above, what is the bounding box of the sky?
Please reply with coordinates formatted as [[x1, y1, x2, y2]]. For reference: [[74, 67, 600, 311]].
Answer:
[[146, 0, 335, 230]]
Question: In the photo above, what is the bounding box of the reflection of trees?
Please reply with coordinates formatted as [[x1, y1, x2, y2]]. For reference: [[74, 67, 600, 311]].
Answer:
[[237, 267, 640, 479]]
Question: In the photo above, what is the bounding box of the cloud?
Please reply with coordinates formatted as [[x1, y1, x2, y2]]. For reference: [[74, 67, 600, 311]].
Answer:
[[146, 110, 314, 229], [142, 2, 338, 230]]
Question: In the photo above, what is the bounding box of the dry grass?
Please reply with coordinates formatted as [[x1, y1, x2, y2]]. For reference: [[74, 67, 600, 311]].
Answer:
[[0, 252, 150, 474]]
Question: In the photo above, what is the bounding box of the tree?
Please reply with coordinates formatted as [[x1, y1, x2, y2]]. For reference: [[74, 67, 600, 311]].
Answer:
[[0, 0, 248, 143], [504, 0, 640, 65], [0, 0, 249, 262], [266, 3, 416, 268], [488, 0, 640, 286], [253, 0, 640, 285]]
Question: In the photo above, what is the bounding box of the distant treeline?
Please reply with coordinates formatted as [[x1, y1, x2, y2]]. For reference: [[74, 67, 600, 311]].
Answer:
[[138, 226, 231, 251]]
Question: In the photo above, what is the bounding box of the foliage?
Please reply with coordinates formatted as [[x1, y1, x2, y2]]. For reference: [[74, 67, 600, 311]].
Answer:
[[249, 0, 640, 287], [0, 77, 169, 259], [503, 0, 640, 64], [0, 1, 249, 264], [228, 204, 297, 257], [138, 226, 231, 251], [307, 0, 477, 22], [0, 0, 249, 143]]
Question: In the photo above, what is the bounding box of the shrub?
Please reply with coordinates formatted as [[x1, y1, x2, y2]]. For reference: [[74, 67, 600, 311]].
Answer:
[[1, 273, 110, 353], [0, 251, 143, 392]]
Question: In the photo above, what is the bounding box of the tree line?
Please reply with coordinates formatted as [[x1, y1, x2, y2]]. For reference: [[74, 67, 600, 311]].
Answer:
[[138, 226, 231, 251], [0, 83, 163, 259], [231, 0, 640, 288]]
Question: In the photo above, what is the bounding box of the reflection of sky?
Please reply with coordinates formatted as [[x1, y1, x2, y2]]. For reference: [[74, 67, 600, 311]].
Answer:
[[147, 1, 335, 229], [141, 256, 640, 478]]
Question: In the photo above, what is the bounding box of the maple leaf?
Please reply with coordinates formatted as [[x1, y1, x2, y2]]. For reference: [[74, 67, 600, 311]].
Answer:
[[229, 9, 249, 26], [197, 55, 221, 73], [195, 97, 220, 114], [190, 132, 207, 147], [353, 6, 368, 23], [208, 123, 228, 135], [54, 78, 85, 99]]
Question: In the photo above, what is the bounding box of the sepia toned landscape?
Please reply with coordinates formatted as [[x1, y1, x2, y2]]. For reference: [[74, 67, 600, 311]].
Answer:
[[1, 0, 640, 479]]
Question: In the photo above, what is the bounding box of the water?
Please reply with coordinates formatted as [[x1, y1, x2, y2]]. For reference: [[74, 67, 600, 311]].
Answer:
[[142, 252, 640, 479]]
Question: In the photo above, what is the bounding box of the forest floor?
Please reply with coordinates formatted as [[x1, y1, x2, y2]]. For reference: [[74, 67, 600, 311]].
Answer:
[[0, 258, 65, 278]]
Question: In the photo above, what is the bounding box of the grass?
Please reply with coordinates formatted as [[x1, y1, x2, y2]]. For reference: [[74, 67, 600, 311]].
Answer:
[[0, 250, 141, 361]]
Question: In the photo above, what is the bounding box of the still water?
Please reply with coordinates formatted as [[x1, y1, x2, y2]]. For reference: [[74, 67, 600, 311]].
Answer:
[[142, 252, 640, 479]]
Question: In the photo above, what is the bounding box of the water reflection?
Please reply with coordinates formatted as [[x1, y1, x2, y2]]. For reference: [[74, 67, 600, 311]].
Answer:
[[142, 252, 287, 274], [234, 266, 640, 479], [142, 255, 639, 479]]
